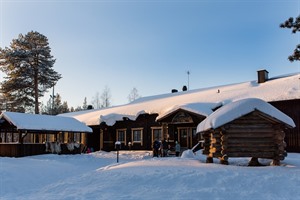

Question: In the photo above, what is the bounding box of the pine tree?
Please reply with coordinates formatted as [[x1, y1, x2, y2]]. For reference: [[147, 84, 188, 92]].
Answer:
[[39, 101, 47, 114], [52, 93, 62, 115], [0, 93, 6, 111], [0, 31, 61, 113], [74, 106, 82, 111], [280, 15, 300, 62], [40, 93, 69, 115], [70, 107, 75, 112], [60, 101, 69, 113]]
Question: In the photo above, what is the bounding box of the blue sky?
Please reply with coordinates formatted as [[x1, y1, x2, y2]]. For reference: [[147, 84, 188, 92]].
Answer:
[[1, 0, 300, 108]]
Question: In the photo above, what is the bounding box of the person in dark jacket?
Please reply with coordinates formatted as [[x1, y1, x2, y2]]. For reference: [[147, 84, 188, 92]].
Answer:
[[161, 138, 169, 157], [153, 139, 160, 157], [175, 141, 181, 157]]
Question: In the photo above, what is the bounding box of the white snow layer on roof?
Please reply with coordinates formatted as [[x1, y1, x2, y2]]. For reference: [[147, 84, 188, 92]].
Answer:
[[197, 98, 296, 133], [156, 102, 215, 121], [61, 73, 300, 126], [1, 112, 92, 133]]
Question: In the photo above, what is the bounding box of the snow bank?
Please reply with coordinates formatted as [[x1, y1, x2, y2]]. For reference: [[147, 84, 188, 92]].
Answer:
[[181, 149, 196, 158], [1, 151, 300, 200]]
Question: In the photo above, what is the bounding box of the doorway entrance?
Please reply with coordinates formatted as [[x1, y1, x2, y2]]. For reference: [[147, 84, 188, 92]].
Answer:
[[177, 127, 197, 149], [178, 128, 189, 148]]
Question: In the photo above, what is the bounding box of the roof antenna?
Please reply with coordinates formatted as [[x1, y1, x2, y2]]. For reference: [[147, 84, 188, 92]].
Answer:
[[186, 70, 190, 90]]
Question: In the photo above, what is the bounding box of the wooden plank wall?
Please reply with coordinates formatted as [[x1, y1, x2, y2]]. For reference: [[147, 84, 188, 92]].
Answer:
[[0, 143, 84, 157], [0, 144, 45, 157], [271, 99, 300, 152]]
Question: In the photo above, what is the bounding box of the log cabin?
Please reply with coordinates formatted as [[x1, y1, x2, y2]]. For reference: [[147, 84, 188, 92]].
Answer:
[[197, 98, 295, 166], [0, 112, 92, 157], [60, 71, 300, 154]]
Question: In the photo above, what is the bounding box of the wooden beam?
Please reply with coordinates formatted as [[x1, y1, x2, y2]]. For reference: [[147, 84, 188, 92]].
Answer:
[[223, 132, 274, 138], [221, 138, 274, 144], [225, 128, 276, 133]]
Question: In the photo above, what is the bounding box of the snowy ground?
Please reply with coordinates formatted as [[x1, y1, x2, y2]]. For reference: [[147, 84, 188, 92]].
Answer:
[[1, 150, 300, 200]]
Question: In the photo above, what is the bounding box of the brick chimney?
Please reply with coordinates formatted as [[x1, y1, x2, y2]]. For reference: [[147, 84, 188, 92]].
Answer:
[[257, 69, 269, 83]]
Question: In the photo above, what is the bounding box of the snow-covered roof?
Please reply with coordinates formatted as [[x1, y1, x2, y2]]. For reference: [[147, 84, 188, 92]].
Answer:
[[0, 112, 92, 133], [60, 73, 300, 126], [156, 102, 214, 121], [197, 98, 296, 133]]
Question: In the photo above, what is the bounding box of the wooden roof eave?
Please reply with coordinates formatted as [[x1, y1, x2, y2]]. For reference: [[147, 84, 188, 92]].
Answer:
[[157, 108, 206, 122], [209, 110, 295, 132], [253, 110, 295, 129], [8, 128, 92, 134], [197, 128, 214, 136]]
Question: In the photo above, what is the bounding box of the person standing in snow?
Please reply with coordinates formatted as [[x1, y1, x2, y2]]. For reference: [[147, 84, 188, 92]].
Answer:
[[162, 138, 169, 157], [175, 141, 181, 157], [153, 139, 160, 157], [86, 148, 91, 154]]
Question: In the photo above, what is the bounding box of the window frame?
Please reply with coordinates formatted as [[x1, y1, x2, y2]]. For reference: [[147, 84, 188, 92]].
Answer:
[[116, 129, 127, 144], [131, 128, 143, 146], [151, 127, 162, 143]]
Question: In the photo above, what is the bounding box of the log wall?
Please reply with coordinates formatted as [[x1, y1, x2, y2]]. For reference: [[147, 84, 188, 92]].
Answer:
[[202, 111, 288, 165]]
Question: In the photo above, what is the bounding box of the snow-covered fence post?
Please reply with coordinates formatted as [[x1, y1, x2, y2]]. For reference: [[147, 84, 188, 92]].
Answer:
[[128, 141, 132, 150], [115, 141, 121, 163]]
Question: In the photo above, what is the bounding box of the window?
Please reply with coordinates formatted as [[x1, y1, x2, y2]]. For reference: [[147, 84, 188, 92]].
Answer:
[[152, 127, 162, 141], [172, 111, 193, 123], [132, 128, 143, 145], [117, 129, 126, 144], [63, 132, 81, 143], [74, 133, 81, 143]]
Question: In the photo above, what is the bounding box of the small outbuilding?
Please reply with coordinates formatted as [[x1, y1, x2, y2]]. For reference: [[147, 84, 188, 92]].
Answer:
[[0, 111, 92, 157], [197, 98, 296, 166]]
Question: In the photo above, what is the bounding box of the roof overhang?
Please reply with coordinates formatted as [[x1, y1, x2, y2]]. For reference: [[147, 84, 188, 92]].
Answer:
[[0, 112, 93, 133], [156, 103, 212, 122], [197, 98, 296, 133]]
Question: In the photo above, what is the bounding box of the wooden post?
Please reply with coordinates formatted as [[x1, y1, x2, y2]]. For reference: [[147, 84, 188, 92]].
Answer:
[[4, 129, 7, 142], [100, 130, 103, 150], [248, 157, 262, 166], [206, 156, 213, 163], [271, 159, 280, 166], [202, 132, 211, 155], [220, 155, 228, 165], [18, 131, 23, 157], [18, 131, 23, 144]]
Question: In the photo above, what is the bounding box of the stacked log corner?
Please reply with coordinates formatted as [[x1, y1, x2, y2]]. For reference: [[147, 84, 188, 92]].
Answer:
[[202, 111, 288, 166]]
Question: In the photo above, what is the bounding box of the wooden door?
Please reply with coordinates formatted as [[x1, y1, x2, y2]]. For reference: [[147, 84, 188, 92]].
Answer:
[[178, 128, 188, 148]]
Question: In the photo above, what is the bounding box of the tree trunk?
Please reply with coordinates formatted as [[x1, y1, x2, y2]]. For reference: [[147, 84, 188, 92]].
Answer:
[[34, 66, 39, 114]]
